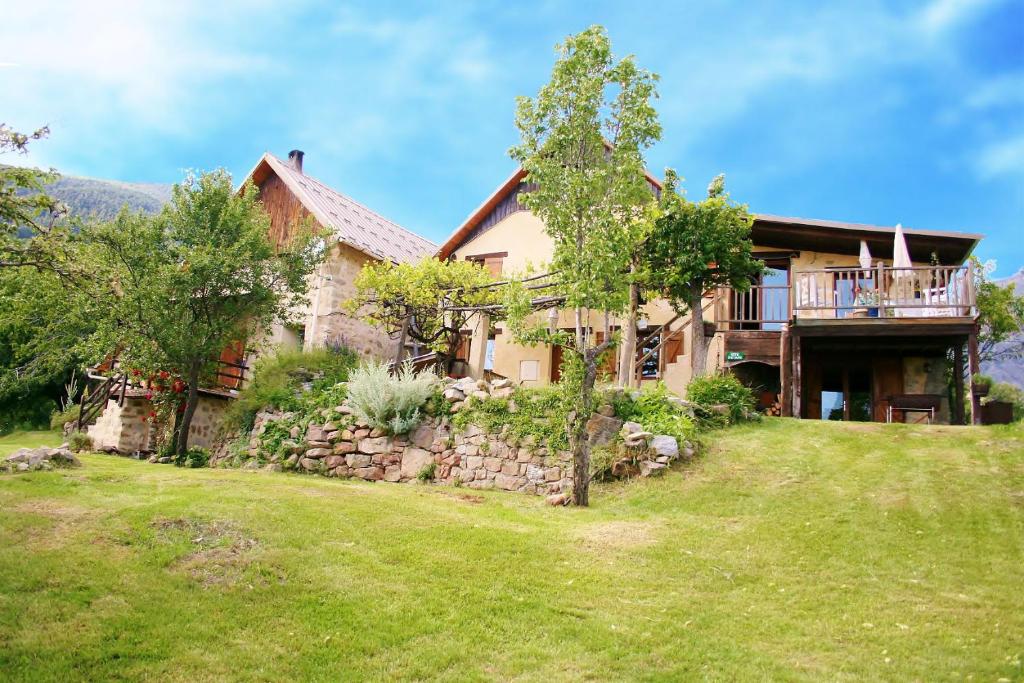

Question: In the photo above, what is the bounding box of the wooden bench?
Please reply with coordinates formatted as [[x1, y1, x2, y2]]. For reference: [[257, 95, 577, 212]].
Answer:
[[886, 394, 943, 424]]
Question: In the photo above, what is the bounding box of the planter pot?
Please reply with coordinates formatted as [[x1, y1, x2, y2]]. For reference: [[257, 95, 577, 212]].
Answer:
[[867, 307, 879, 318], [980, 401, 1013, 425], [971, 383, 990, 397]]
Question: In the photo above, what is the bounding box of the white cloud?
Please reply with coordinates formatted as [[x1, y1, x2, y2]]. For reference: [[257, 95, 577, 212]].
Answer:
[[918, 0, 998, 34], [975, 133, 1024, 179]]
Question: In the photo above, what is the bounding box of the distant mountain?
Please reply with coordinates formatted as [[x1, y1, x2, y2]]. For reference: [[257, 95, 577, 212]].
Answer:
[[982, 268, 1024, 388], [10, 168, 172, 235], [44, 173, 172, 221]]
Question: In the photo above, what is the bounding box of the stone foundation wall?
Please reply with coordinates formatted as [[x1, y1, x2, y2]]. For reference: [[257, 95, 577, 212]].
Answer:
[[212, 410, 576, 496], [88, 392, 230, 454]]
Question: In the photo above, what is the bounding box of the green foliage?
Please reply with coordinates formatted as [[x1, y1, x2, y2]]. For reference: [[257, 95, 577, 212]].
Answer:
[[67, 431, 93, 453], [174, 446, 210, 469], [986, 382, 1024, 421], [453, 385, 573, 452], [686, 374, 757, 425], [223, 346, 358, 434], [346, 360, 437, 435], [610, 382, 698, 446], [972, 257, 1024, 363], [416, 462, 437, 483], [350, 256, 498, 367], [971, 373, 993, 387], [645, 171, 763, 375], [50, 404, 80, 432], [74, 169, 323, 455], [1, 124, 67, 268]]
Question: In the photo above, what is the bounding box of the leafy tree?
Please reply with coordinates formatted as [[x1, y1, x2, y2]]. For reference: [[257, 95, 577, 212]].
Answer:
[[972, 258, 1024, 363], [80, 170, 320, 455], [0, 124, 68, 271], [350, 257, 499, 373], [506, 25, 661, 506], [646, 171, 763, 377]]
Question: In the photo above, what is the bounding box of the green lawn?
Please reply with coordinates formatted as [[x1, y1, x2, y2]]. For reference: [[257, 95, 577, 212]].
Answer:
[[0, 430, 62, 456], [1, 420, 1022, 681]]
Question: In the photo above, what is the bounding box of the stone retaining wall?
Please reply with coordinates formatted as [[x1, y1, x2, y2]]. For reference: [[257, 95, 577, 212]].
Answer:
[[212, 410, 576, 496]]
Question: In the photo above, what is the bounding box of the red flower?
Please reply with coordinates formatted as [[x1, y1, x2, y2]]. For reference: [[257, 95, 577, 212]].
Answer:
[[172, 380, 186, 394], [148, 410, 157, 418], [176, 403, 186, 413], [131, 369, 142, 376], [159, 370, 170, 379], [145, 392, 153, 400]]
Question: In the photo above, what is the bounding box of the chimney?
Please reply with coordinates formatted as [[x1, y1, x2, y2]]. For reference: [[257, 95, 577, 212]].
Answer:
[[287, 149, 304, 174]]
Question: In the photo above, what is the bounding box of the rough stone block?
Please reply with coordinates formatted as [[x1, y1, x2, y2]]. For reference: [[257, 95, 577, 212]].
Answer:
[[358, 436, 390, 454], [305, 448, 332, 459], [401, 447, 434, 479], [346, 453, 372, 468], [484, 457, 502, 472]]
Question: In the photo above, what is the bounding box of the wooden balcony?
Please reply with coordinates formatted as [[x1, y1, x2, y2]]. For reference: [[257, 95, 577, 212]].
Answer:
[[716, 264, 976, 329]]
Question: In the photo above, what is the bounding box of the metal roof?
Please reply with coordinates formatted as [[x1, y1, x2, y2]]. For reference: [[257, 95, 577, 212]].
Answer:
[[254, 153, 437, 264]]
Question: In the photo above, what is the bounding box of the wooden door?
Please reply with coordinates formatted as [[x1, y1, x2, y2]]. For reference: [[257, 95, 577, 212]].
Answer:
[[872, 356, 903, 422], [594, 332, 618, 381], [550, 344, 564, 383]]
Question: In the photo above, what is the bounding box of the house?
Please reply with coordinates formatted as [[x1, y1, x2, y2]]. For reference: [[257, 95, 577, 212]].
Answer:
[[437, 167, 984, 425], [83, 150, 435, 452], [240, 150, 437, 358]]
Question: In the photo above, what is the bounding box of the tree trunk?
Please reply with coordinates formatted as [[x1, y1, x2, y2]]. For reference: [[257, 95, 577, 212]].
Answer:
[[569, 352, 599, 507], [393, 314, 410, 368], [690, 284, 710, 377], [617, 280, 639, 388], [175, 360, 202, 457]]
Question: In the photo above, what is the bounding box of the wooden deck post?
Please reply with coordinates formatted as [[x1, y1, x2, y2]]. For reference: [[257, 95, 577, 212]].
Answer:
[[780, 324, 792, 417], [967, 326, 982, 425], [791, 330, 802, 419], [952, 340, 965, 425]]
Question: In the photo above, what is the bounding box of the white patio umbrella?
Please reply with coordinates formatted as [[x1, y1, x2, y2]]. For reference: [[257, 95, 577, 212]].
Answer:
[[891, 223, 913, 316], [858, 239, 873, 270]]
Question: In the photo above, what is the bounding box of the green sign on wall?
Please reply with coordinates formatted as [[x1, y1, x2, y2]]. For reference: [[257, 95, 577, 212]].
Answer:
[[726, 351, 746, 361]]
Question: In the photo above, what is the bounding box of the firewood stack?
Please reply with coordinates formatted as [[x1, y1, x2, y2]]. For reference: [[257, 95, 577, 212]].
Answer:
[[764, 394, 783, 417]]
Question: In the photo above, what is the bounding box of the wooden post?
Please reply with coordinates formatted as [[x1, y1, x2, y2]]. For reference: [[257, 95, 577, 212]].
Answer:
[[791, 331, 802, 419], [780, 324, 792, 417], [966, 259, 976, 317], [967, 326, 981, 425], [876, 261, 886, 318], [467, 312, 490, 380], [952, 340, 965, 426]]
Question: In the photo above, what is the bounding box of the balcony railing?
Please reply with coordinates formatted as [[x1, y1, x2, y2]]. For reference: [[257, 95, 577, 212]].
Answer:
[[716, 264, 975, 326], [793, 264, 975, 319]]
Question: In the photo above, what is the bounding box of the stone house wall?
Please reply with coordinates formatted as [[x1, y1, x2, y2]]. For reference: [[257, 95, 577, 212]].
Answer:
[[88, 392, 230, 454]]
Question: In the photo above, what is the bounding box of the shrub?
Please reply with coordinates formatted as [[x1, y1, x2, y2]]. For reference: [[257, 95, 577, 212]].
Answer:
[[416, 462, 437, 483], [50, 403, 81, 431], [452, 384, 572, 451], [986, 382, 1024, 421], [67, 431, 93, 452], [174, 446, 210, 468], [686, 373, 756, 425], [222, 346, 358, 433], [611, 382, 698, 446], [346, 360, 437, 435]]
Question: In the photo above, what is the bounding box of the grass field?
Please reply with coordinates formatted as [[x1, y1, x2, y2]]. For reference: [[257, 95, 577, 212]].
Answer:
[[0, 430, 62, 456], [1, 419, 1022, 681]]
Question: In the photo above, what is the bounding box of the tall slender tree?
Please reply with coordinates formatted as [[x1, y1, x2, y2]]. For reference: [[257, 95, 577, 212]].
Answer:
[[506, 25, 661, 506]]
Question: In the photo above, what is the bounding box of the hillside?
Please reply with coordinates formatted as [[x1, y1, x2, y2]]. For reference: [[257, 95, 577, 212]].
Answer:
[[12, 169, 172, 235], [983, 268, 1024, 387], [1, 420, 1021, 680]]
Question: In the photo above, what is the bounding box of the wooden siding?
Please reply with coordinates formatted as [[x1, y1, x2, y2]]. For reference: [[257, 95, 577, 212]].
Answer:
[[257, 172, 315, 248], [724, 331, 782, 366], [462, 183, 534, 245]]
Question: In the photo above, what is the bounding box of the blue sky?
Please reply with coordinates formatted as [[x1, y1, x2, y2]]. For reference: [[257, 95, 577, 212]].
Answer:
[[2, 0, 1022, 274]]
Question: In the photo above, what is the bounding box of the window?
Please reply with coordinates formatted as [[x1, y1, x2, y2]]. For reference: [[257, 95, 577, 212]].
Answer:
[[466, 251, 507, 278]]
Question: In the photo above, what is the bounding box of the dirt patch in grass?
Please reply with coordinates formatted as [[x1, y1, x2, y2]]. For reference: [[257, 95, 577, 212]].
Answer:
[[437, 491, 486, 505], [575, 520, 659, 552], [10, 500, 99, 550], [152, 517, 262, 588]]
